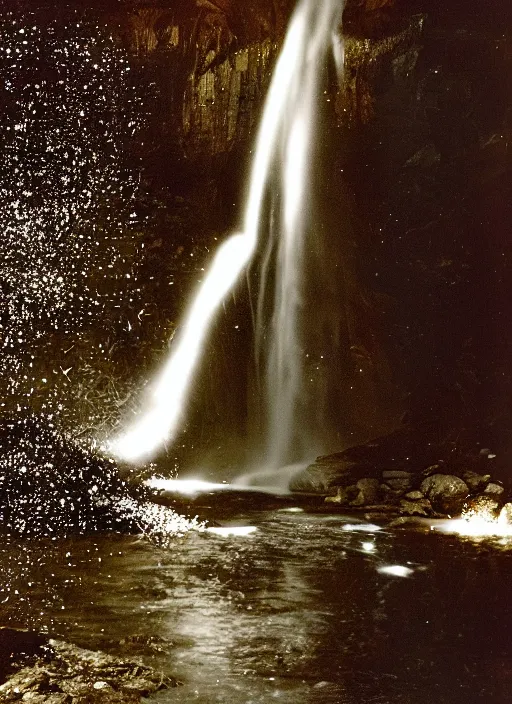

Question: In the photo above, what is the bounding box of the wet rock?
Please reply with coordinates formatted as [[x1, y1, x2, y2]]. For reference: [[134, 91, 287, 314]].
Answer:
[[421, 464, 442, 478], [118, 634, 171, 655], [379, 483, 401, 504], [483, 482, 505, 500], [420, 474, 469, 515], [0, 637, 177, 704], [120, 678, 160, 696], [382, 470, 413, 492], [351, 478, 380, 506], [291, 456, 368, 494], [498, 503, 512, 526], [463, 471, 491, 493], [74, 694, 139, 704], [324, 485, 359, 505], [404, 490, 424, 500], [292, 427, 447, 495], [399, 496, 432, 517], [93, 681, 112, 690], [387, 516, 430, 530], [57, 678, 90, 696]]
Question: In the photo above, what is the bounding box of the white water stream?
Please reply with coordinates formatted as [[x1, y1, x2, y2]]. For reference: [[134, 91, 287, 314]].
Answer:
[[107, 0, 344, 466]]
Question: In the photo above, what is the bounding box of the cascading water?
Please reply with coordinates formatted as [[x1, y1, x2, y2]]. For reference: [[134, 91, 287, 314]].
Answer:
[[254, 0, 345, 469], [107, 0, 345, 470]]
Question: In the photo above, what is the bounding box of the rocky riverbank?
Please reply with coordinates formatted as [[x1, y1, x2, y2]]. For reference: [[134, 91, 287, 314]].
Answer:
[[0, 629, 177, 703], [290, 430, 512, 521]]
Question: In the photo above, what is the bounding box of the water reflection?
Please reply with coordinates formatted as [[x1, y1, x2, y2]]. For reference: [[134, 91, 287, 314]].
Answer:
[[1, 510, 512, 703]]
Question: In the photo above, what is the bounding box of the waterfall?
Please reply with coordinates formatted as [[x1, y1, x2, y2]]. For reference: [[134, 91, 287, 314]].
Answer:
[[254, 0, 344, 469], [107, 0, 344, 467]]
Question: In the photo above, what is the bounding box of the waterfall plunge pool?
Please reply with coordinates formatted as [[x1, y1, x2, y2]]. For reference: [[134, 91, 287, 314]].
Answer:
[[1, 499, 511, 704]]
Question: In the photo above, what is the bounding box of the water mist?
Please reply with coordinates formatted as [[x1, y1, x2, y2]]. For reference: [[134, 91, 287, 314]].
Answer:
[[107, 0, 345, 471]]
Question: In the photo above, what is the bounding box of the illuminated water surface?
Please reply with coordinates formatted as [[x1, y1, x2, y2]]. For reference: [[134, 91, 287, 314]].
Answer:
[[2, 504, 511, 704]]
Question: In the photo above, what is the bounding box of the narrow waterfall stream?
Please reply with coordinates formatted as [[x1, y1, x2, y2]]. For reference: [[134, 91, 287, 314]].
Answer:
[[108, 0, 345, 471]]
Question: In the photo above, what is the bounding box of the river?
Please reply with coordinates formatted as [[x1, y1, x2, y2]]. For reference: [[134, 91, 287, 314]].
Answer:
[[1, 498, 511, 703]]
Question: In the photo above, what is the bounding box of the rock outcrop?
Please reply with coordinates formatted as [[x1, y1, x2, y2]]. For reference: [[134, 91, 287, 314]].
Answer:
[[291, 429, 509, 517], [0, 629, 177, 703], [419, 474, 469, 515]]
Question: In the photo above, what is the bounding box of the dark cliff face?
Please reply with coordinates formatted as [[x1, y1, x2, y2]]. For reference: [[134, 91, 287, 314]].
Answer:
[[100, 0, 296, 164], [334, 3, 511, 458]]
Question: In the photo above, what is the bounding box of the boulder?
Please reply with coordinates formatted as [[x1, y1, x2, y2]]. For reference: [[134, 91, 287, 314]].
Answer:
[[420, 474, 469, 515], [290, 456, 371, 494], [463, 471, 491, 493], [381, 470, 413, 492], [483, 482, 505, 500], [399, 496, 432, 517], [351, 478, 380, 506], [404, 490, 424, 500], [379, 483, 401, 504], [421, 464, 442, 478], [324, 485, 359, 505], [498, 503, 512, 527]]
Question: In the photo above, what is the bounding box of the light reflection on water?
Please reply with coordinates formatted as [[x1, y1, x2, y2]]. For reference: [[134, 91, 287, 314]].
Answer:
[[1, 509, 512, 703]]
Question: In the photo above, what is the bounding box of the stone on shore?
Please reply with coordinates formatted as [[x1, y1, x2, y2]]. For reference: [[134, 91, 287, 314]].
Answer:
[[382, 471, 413, 493], [483, 482, 505, 500], [0, 631, 178, 703], [399, 495, 432, 516], [462, 471, 491, 493], [498, 503, 512, 527], [420, 474, 469, 515]]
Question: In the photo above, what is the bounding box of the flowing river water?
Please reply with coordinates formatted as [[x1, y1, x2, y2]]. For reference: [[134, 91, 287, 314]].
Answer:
[[1, 497, 511, 703]]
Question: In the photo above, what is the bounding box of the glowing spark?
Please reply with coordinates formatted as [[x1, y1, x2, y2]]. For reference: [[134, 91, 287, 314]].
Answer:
[[0, 12, 144, 427], [146, 477, 230, 496], [377, 565, 414, 578], [436, 507, 512, 538], [207, 526, 258, 537]]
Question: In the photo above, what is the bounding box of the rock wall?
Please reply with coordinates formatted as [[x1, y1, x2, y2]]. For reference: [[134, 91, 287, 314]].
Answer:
[[333, 2, 511, 459], [181, 39, 276, 158], [102, 1, 294, 165]]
